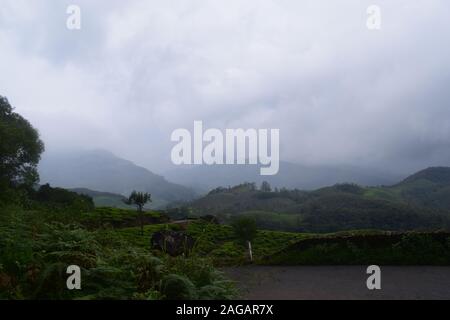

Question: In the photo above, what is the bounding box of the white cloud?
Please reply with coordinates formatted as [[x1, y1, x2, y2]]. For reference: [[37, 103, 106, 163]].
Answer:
[[1, 0, 450, 173]]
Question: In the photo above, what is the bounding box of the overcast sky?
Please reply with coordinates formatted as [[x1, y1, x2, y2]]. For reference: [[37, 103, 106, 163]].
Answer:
[[1, 0, 450, 174]]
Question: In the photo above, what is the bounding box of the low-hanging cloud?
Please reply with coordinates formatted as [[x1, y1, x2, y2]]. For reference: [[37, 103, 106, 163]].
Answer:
[[1, 0, 450, 174]]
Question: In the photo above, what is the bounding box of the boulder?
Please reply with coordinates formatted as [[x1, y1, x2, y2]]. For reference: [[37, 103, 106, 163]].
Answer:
[[151, 230, 195, 257]]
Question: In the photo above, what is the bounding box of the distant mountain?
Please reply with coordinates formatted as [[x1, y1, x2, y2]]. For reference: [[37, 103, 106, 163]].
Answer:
[[38, 150, 196, 207], [164, 161, 402, 193]]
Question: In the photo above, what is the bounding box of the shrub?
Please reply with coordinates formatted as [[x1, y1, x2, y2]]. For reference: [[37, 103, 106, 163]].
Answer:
[[161, 274, 197, 300], [231, 217, 257, 243], [393, 234, 448, 264], [198, 284, 234, 300]]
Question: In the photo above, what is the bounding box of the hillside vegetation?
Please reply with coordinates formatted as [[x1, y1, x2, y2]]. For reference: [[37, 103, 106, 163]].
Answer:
[[186, 175, 450, 233], [0, 202, 237, 300], [75, 217, 450, 267], [371, 167, 450, 209]]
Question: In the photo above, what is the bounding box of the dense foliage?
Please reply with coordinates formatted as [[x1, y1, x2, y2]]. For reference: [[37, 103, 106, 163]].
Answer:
[[263, 232, 450, 265], [231, 217, 257, 243], [32, 184, 95, 213], [0, 96, 44, 204], [0, 208, 237, 300], [189, 181, 450, 233]]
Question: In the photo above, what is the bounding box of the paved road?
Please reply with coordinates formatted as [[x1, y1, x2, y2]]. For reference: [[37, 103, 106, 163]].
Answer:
[[223, 266, 450, 300]]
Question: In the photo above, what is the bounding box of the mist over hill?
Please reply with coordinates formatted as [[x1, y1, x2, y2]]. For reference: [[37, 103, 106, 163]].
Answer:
[[38, 150, 197, 207], [164, 161, 402, 193]]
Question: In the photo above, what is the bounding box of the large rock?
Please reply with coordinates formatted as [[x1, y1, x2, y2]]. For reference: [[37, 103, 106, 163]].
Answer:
[[151, 230, 195, 257]]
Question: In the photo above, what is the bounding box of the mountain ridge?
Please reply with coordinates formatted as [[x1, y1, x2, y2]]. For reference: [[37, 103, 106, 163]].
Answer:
[[399, 166, 450, 185], [164, 161, 403, 193], [38, 149, 197, 207]]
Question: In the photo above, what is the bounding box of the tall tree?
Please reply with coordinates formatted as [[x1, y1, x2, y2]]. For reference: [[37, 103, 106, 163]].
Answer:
[[123, 191, 152, 235], [0, 96, 44, 189]]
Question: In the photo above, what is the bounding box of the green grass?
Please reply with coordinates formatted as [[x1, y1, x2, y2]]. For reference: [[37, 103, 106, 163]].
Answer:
[[109, 224, 172, 248], [262, 231, 450, 265], [363, 187, 402, 202], [185, 221, 310, 264], [79, 207, 164, 228], [2, 203, 450, 300], [233, 211, 303, 232], [104, 220, 310, 265], [108, 220, 450, 267]]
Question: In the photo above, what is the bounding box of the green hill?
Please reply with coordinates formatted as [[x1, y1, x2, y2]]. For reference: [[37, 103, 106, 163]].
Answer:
[[400, 167, 450, 185], [362, 167, 450, 209], [187, 168, 450, 233], [391, 167, 450, 209]]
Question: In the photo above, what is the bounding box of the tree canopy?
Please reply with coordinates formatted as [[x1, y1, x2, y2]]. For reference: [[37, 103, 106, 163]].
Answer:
[[0, 96, 44, 188], [231, 216, 257, 243], [123, 191, 152, 211], [123, 190, 152, 235]]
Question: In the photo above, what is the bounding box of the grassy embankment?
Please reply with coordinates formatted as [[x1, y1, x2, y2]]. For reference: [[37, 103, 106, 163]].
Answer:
[[3, 205, 449, 300], [97, 208, 450, 266]]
